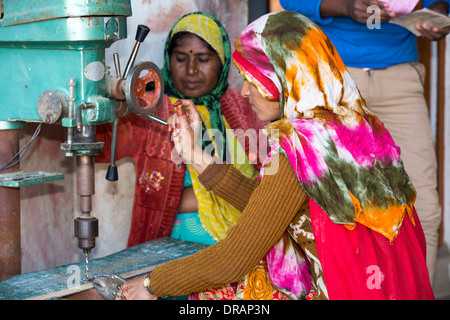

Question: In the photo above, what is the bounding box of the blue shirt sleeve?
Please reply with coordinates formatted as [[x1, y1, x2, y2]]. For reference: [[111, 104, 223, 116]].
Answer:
[[279, 0, 334, 25]]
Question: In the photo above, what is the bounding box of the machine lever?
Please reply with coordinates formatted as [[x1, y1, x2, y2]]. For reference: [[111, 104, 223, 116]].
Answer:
[[135, 24, 150, 43], [113, 53, 121, 78], [106, 25, 151, 181], [106, 53, 122, 181], [146, 114, 167, 126], [105, 119, 119, 181], [123, 24, 150, 79]]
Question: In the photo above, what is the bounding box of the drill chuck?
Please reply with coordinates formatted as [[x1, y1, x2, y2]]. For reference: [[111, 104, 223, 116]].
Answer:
[[74, 216, 99, 253]]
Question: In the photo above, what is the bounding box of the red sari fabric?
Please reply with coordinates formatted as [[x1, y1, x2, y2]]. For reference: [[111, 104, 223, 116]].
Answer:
[[309, 199, 434, 300]]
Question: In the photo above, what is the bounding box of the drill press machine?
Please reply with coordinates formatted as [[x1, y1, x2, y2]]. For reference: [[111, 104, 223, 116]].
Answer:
[[0, 0, 165, 274]]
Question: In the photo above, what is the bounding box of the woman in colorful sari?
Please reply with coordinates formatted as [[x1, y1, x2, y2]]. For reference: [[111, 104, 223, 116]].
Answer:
[[117, 11, 434, 300], [96, 12, 264, 247]]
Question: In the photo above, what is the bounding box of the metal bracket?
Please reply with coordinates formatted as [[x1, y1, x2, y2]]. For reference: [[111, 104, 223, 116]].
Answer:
[[0, 171, 64, 187]]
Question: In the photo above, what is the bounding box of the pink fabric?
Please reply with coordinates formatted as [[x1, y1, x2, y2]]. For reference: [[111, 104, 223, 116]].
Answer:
[[232, 51, 279, 100], [265, 232, 311, 299], [309, 199, 434, 300]]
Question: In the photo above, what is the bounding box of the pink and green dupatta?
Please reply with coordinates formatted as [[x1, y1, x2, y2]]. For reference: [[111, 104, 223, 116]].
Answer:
[[232, 11, 433, 299]]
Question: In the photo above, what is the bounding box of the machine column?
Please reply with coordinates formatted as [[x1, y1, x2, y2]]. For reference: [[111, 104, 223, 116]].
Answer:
[[0, 129, 21, 280]]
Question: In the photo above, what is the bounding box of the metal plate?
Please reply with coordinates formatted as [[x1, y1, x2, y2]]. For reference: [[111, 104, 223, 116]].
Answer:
[[0, 171, 64, 188], [84, 61, 105, 82]]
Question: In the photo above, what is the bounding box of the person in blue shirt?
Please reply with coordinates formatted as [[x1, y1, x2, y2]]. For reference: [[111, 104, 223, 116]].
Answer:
[[280, 0, 449, 288]]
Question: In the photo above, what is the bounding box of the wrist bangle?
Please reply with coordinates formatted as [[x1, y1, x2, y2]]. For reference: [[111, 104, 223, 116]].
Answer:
[[143, 271, 155, 295]]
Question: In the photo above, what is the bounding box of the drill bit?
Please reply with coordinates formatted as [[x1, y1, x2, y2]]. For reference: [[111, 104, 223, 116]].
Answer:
[[83, 251, 94, 282]]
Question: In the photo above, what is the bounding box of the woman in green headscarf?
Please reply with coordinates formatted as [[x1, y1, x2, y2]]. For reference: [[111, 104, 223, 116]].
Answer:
[[162, 11, 230, 159], [96, 12, 265, 247]]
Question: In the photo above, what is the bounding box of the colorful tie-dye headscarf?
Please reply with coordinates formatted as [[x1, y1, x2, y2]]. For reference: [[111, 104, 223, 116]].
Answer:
[[233, 11, 417, 242], [162, 11, 231, 160], [232, 11, 418, 299]]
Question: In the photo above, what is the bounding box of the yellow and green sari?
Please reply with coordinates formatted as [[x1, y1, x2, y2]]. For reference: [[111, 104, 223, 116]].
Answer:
[[163, 12, 260, 244]]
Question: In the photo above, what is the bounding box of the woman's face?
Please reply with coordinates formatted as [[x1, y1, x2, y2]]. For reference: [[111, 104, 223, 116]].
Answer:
[[241, 79, 280, 122], [169, 33, 222, 98]]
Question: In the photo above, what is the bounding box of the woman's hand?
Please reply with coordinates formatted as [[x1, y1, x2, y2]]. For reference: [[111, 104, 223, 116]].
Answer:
[[168, 99, 202, 163], [115, 275, 157, 300], [168, 99, 216, 174]]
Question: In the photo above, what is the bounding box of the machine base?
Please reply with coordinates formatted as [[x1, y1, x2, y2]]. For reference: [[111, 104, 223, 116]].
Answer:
[[0, 238, 207, 300]]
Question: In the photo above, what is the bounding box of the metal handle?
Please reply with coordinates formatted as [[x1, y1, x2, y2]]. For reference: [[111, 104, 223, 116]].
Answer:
[[135, 24, 150, 43], [146, 114, 167, 126], [105, 119, 119, 181], [106, 25, 151, 181], [123, 25, 150, 79]]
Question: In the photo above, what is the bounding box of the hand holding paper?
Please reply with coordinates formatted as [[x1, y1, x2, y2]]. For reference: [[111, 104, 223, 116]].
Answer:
[[390, 8, 450, 39]]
